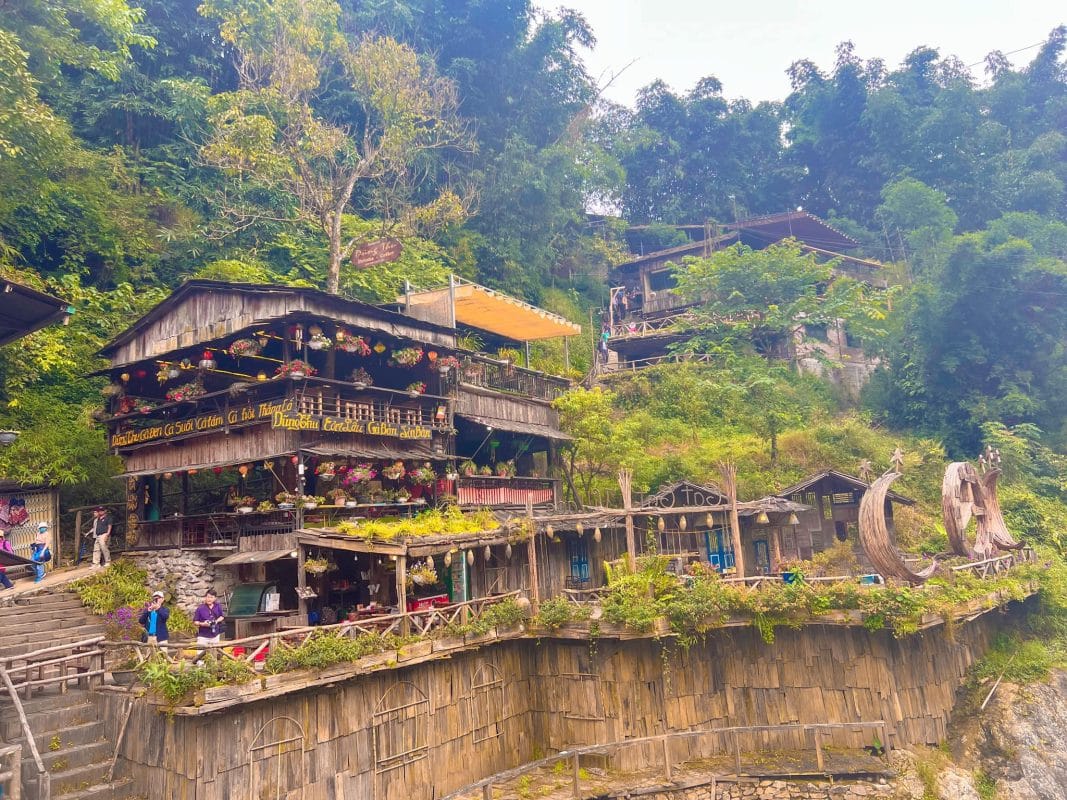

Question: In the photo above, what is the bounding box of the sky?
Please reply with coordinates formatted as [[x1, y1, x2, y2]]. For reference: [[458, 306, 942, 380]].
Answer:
[[546, 0, 1066, 107]]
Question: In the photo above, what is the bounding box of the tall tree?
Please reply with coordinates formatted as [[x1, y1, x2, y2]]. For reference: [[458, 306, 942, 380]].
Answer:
[[200, 0, 471, 293]]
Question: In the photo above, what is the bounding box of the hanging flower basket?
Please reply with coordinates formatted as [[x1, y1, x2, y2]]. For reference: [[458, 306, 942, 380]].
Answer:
[[382, 461, 406, 481], [408, 463, 437, 486], [166, 380, 205, 403], [307, 333, 332, 351], [342, 463, 377, 486], [436, 355, 462, 373], [407, 560, 439, 587], [350, 368, 373, 388], [392, 347, 424, 367], [303, 557, 333, 575], [315, 461, 338, 480], [336, 330, 372, 355], [226, 338, 261, 359], [275, 360, 317, 379], [406, 381, 426, 397]]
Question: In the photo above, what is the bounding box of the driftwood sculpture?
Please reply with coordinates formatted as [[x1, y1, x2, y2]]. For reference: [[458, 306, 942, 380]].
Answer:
[[942, 462, 1023, 557], [859, 471, 938, 584]]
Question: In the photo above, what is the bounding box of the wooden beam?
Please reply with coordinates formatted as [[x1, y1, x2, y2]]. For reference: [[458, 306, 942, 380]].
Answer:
[[720, 463, 746, 578], [526, 498, 540, 612], [396, 554, 409, 635], [619, 469, 637, 572], [296, 543, 308, 619]]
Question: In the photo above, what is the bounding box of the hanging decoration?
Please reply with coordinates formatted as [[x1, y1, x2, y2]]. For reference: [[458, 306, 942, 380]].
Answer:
[[256, 371, 268, 381], [657, 516, 665, 532], [593, 527, 602, 543], [163, 472, 173, 480], [213, 467, 223, 475], [443, 550, 452, 567], [505, 543, 513, 560], [679, 515, 687, 531], [483, 545, 491, 560], [307, 332, 332, 351], [120, 373, 130, 383], [226, 339, 261, 359], [199, 350, 216, 371], [392, 347, 424, 367], [706, 513, 715, 528], [238, 464, 249, 476], [466, 550, 474, 566], [756, 510, 770, 525], [165, 379, 205, 403], [373, 341, 387, 354], [335, 329, 371, 355]]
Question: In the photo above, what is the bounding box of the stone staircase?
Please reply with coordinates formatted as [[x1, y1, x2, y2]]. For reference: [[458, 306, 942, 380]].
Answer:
[[0, 591, 138, 800]]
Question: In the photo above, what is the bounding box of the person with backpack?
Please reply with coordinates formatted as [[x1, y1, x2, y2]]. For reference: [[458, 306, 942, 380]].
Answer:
[[30, 523, 52, 583]]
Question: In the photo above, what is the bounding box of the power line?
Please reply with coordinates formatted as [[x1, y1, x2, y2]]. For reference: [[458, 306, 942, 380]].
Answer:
[[965, 40, 1045, 69]]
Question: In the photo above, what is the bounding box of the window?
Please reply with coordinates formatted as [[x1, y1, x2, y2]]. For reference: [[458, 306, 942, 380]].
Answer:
[[805, 322, 829, 343], [648, 269, 677, 292], [567, 536, 589, 581], [373, 682, 429, 773]]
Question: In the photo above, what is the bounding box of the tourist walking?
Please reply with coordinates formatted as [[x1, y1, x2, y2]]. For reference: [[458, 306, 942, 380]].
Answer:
[[139, 591, 170, 645], [0, 529, 14, 590], [89, 506, 112, 568], [193, 588, 226, 646], [30, 523, 52, 583]]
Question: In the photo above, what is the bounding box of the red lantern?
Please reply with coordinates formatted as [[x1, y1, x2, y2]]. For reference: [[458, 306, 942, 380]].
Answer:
[[213, 467, 223, 475], [203, 350, 213, 359], [427, 351, 438, 362], [291, 455, 299, 464], [135, 369, 148, 379]]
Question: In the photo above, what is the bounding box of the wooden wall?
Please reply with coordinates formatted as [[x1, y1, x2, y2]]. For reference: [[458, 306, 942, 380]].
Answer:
[[108, 603, 1019, 800], [455, 385, 560, 430]]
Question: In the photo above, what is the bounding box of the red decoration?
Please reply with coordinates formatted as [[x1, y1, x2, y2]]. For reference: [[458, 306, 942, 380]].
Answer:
[[213, 467, 223, 475], [291, 455, 299, 464], [203, 350, 213, 359], [135, 369, 148, 379]]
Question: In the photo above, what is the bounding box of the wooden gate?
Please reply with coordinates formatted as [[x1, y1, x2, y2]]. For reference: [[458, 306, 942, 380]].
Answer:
[[248, 716, 306, 800]]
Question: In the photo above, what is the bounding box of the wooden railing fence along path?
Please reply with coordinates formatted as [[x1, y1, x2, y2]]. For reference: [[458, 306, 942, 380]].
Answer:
[[103, 592, 523, 669], [950, 548, 1036, 579], [0, 742, 21, 800], [438, 720, 892, 800]]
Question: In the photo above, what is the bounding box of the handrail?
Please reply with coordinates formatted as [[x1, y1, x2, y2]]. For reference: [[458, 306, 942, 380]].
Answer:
[[0, 742, 21, 798], [437, 719, 890, 800], [102, 592, 524, 667], [0, 663, 50, 800]]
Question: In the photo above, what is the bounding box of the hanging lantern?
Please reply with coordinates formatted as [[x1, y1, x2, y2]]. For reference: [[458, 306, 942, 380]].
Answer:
[[188, 469, 198, 476], [163, 472, 173, 480], [120, 373, 130, 383], [788, 512, 801, 526], [657, 516, 665, 532], [576, 522, 584, 536], [256, 371, 268, 381], [213, 467, 223, 475], [756, 510, 770, 525], [238, 464, 249, 476], [505, 543, 513, 560], [291, 325, 304, 341], [427, 351, 438, 362], [308, 324, 323, 337], [443, 550, 452, 567], [466, 549, 474, 566], [180, 358, 192, 369], [679, 515, 687, 531], [373, 341, 386, 354], [593, 527, 602, 543], [167, 366, 181, 379], [484, 545, 491, 560], [199, 350, 216, 371], [135, 368, 148, 379], [545, 524, 554, 538], [706, 513, 715, 529], [291, 455, 299, 465]]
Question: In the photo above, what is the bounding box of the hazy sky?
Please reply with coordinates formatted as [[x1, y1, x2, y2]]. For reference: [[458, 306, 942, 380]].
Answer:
[[547, 1, 1065, 106]]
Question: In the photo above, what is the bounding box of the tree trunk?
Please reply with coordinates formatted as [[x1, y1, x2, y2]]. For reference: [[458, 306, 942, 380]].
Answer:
[[327, 211, 343, 294]]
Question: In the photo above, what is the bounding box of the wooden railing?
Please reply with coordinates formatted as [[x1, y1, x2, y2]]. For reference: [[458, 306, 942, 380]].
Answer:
[[456, 476, 559, 509], [0, 742, 21, 800], [438, 720, 891, 800], [0, 636, 106, 699], [950, 547, 1036, 578], [460, 356, 570, 401], [608, 311, 694, 340], [294, 386, 442, 429], [105, 592, 524, 669], [600, 352, 720, 374]]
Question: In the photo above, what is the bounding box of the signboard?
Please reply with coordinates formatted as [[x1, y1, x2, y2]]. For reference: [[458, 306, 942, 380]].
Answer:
[[110, 398, 294, 448], [271, 411, 432, 440], [351, 238, 403, 269]]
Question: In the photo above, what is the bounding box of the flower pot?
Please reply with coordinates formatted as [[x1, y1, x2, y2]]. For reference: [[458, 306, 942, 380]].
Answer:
[[303, 502, 318, 510], [111, 669, 138, 686], [237, 506, 254, 514], [289, 372, 306, 380], [345, 501, 358, 508], [278, 502, 294, 510], [353, 382, 367, 390], [780, 571, 799, 584], [408, 391, 420, 398]]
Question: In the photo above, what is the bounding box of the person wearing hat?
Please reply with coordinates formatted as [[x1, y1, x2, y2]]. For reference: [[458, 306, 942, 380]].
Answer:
[[30, 523, 52, 583], [89, 506, 112, 569], [0, 529, 14, 590], [139, 591, 170, 645]]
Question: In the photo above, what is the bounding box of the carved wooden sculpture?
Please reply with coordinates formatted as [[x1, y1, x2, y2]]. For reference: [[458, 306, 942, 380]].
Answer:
[[859, 472, 938, 584], [942, 462, 1023, 557]]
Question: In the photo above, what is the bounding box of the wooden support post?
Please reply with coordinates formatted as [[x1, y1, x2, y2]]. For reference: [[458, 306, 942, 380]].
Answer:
[[73, 509, 83, 567], [396, 554, 409, 635], [881, 722, 891, 755], [526, 499, 540, 613], [296, 543, 308, 619], [572, 752, 580, 798], [710, 776, 717, 800], [811, 728, 825, 771], [619, 469, 637, 572], [563, 336, 571, 372], [662, 736, 673, 782], [733, 731, 742, 776], [720, 462, 746, 578], [481, 783, 492, 800]]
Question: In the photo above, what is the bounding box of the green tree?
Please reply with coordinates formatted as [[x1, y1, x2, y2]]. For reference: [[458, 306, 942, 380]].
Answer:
[[199, 0, 471, 293]]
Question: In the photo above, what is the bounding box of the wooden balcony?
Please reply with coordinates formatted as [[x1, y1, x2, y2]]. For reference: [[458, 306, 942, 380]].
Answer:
[[459, 356, 569, 402], [455, 476, 559, 509]]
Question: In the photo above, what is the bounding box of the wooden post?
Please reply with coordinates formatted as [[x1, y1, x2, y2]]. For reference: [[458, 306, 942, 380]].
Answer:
[[481, 784, 492, 800], [1, 664, 48, 799], [525, 499, 540, 613], [732, 731, 742, 775], [296, 543, 308, 620], [662, 736, 673, 782], [619, 469, 637, 572], [563, 336, 571, 372], [720, 463, 746, 578], [73, 509, 83, 567], [571, 752, 580, 798], [812, 728, 825, 771], [396, 553, 409, 635]]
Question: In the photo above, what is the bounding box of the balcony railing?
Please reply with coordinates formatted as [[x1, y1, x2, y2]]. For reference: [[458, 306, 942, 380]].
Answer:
[[456, 476, 559, 509], [295, 386, 442, 429], [460, 356, 570, 402], [135, 510, 298, 549]]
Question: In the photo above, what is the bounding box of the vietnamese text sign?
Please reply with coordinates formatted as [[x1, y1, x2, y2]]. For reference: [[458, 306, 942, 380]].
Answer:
[[110, 398, 294, 448], [351, 238, 403, 269], [271, 411, 432, 440]]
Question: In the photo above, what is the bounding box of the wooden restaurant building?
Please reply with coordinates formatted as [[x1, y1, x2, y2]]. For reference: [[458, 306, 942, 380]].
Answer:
[[96, 279, 578, 631]]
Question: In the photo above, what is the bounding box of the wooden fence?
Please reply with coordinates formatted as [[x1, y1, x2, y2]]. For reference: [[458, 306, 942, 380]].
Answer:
[[950, 548, 1036, 578], [0, 743, 20, 800], [104, 592, 523, 669], [438, 720, 891, 800]]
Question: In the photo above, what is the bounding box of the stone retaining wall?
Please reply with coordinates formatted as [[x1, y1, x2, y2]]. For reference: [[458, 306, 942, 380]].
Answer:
[[640, 778, 894, 800], [127, 548, 235, 610]]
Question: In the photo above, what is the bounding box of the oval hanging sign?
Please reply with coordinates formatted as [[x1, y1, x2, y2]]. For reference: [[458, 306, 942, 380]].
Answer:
[[351, 237, 403, 269]]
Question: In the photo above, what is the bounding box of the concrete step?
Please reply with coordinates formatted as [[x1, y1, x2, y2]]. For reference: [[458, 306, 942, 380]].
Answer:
[[51, 761, 112, 797], [54, 777, 135, 800], [28, 720, 107, 754], [1, 696, 97, 740], [24, 740, 112, 783], [0, 594, 84, 612], [0, 623, 106, 652], [0, 615, 97, 636]]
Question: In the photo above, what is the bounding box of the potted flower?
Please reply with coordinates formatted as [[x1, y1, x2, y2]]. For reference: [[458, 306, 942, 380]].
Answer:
[[307, 332, 332, 351], [275, 360, 317, 379], [408, 463, 437, 486], [461, 460, 478, 477], [303, 556, 332, 575], [236, 496, 257, 513], [336, 329, 372, 355], [275, 491, 297, 509], [255, 500, 275, 513], [226, 338, 261, 359], [104, 606, 143, 685], [300, 494, 325, 510], [495, 460, 517, 478], [392, 347, 424, 367], [316, 461, 337, 480], [382, 461, 406, 481], [445, 463, 459, 481], [350, 368, 373, 389], [779, 561, 804, 584], [395, 487, 411, 503], [479, 465, 493, 476], [407, 560, 439, 587], [166, 380, 205, 402], [326, 488, 348, 506], [406, 381, 426, 397], [436, 355, 462, 374], [342, 463, 377, 486]]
